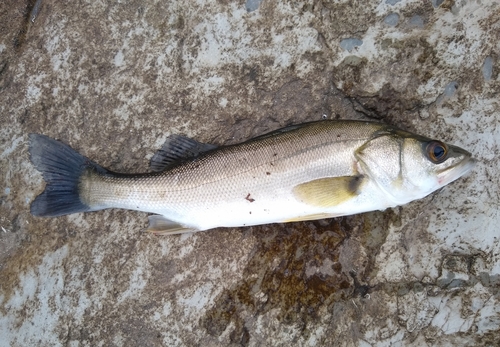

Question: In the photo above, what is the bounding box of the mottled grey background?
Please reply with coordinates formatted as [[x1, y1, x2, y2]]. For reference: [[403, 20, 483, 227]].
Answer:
[[0, 0, 499, 346]]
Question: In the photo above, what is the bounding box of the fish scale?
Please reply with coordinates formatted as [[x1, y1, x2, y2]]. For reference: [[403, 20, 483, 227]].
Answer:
[[86, 123, 368, 210], [29, 120, 475, 234]]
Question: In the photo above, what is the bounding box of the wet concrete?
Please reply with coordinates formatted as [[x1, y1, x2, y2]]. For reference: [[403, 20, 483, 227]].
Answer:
[[1, 0, 499, 346]]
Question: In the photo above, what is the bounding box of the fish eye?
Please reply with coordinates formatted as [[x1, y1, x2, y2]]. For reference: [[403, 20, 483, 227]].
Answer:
[[426, 141, 448, 164]]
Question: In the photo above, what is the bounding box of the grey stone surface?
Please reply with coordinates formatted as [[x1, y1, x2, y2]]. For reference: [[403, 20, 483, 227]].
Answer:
[[0, 0, 499, 346], [384, 13, 400, 27]]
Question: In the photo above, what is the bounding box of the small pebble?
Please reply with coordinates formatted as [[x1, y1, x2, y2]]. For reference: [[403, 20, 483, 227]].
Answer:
[[409, 15, 424, 28], [245, 0, 262, 12], [384, 13, 399, 27], [340, 38, 363, 52], [432, 0, 444, 8], [482, 56, 493, 81]]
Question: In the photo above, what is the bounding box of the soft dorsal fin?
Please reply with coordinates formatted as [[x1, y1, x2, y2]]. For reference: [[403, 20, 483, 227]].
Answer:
[[150, 134, 217, 172]]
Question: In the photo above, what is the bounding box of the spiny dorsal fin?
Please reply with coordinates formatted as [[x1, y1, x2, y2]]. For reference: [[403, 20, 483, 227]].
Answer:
[[292, 175, 365, 207], [248, 123, 303, 142], [146, 215, 198, 235], [150, 135, 217, 172]]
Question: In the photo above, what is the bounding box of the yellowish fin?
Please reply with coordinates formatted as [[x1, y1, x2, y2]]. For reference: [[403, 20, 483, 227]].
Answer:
[[283, 213, 338, 223], [146, 215, 197, 235], [292, 176, 364, 207]]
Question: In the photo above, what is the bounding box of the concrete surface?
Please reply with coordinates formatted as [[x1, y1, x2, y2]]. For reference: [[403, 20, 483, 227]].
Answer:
[[0, 0, 499, 346]]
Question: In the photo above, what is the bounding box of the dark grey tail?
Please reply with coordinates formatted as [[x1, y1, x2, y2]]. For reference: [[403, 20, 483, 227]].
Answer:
[[29, 134, 106, 217]]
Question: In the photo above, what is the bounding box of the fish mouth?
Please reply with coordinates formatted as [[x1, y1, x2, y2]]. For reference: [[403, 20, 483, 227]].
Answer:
[[437, 155, 477, 186]]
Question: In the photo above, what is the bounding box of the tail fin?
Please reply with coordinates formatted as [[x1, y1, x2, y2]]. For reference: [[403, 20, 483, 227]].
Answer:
[[29, 134, 106, 217]]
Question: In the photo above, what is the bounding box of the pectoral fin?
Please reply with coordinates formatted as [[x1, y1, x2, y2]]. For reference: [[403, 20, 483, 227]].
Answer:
[[146, 215, 198, 235], [292, 176, 364, 207]]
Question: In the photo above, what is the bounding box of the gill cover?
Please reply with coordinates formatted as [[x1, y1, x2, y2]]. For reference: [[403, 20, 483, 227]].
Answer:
[[355, 134, 405, 200]]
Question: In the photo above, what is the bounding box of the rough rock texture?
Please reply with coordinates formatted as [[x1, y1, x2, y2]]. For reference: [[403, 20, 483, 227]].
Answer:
[[0, 0, 499, 346]]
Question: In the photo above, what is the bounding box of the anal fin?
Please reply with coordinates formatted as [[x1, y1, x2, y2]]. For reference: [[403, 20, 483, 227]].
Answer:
[[283, 213, 338, 223], [146, 215, 198, 235], [292, 175, 364, 208]]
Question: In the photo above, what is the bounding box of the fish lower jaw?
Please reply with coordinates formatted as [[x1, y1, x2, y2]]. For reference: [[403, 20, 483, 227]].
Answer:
[[437, 158, 476, 186]]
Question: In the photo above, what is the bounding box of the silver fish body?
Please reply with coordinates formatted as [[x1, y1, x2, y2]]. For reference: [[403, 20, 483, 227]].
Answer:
[[29, 120, 475, 234]]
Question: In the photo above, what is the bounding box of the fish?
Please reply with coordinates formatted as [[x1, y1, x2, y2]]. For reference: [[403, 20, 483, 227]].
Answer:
[[29, 120, 476, 234]]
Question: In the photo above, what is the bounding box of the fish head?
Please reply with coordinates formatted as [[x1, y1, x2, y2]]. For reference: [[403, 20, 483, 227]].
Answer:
[[355, 129, 476, 206]]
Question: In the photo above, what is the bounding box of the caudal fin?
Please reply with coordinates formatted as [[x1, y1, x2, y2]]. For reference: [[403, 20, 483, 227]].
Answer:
[[29, 134, 106, 217]]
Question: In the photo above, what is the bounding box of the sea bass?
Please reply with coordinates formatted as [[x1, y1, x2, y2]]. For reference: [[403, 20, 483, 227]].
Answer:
[[29, 120, 475, 234]]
